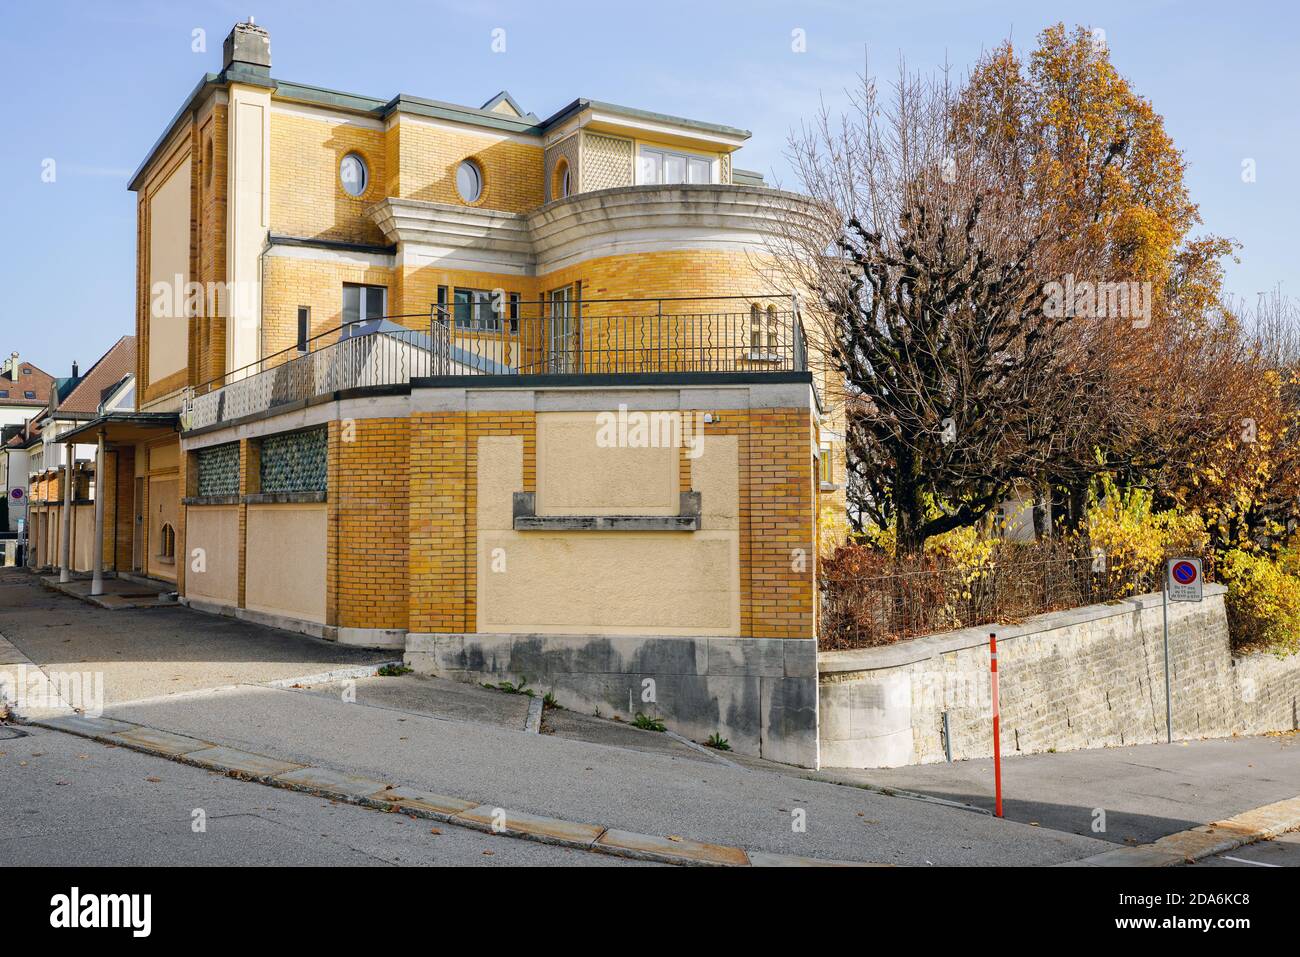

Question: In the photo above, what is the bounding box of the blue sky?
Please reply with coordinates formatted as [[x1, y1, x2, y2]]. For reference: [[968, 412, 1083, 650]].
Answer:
[[1, 0, 1295, 376]]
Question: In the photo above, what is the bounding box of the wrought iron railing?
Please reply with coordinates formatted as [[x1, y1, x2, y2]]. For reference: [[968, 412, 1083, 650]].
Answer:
[[181, 295, 809, 431]]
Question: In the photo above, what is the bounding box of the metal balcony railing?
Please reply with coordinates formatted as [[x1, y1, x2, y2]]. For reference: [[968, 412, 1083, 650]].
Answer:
[[182, 295, 808, 431]]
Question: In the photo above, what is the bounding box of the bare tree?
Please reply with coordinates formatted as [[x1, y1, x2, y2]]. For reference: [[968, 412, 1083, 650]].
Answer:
[[770, 63, 1109, 552]]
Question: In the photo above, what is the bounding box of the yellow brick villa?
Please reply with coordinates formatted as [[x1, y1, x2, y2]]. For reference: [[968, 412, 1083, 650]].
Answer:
[[47, 20, 836, 765]]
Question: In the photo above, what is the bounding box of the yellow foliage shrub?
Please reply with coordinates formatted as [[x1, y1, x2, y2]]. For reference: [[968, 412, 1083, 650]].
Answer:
[[1218, 549, 1300, 656]]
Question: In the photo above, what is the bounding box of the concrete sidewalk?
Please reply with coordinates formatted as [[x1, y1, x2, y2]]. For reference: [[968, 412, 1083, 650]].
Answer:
[[817, 732, 1300, 846], [0, 568, 390, 705]]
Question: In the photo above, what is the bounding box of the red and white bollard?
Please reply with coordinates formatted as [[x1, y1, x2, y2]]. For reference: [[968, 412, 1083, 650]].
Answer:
[[990, 632, 1003, 818]]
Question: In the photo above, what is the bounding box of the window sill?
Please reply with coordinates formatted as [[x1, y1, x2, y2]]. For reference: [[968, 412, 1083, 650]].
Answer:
[[244, 491, 327, 505], [183, 494, 241, 506], [511, 491, 701, 532], [747, 352, 784, 363]]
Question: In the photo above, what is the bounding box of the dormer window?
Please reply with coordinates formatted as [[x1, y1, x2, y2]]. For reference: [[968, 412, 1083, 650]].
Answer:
[[637, 146, 713, 185]]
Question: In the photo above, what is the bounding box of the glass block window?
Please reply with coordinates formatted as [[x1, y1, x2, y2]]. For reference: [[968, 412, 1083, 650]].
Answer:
[[260, 428, 327, 494], [196, 443, 240, 497]]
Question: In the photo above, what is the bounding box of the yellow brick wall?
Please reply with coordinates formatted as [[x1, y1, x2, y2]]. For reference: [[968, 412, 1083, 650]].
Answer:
[[262, 256, 396, 356], [388, 119, 544, 213], [194, 104, 228, 387], [269, 110, 389, 245], [402, 404, 812, 638], [331, 417, 411, 630]]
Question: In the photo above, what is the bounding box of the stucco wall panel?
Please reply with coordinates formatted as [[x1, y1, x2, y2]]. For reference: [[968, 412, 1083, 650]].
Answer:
[[185, 505, 239, 605], [245, 503, 327, 623], [477, 530, 740, 635]]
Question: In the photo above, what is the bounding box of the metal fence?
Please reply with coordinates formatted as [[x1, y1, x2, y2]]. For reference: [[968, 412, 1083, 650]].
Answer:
[[182, 295, 808, 431], [818, 544, 1209, 650]]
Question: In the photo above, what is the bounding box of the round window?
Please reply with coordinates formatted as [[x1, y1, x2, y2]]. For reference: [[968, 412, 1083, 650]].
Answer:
[[456, 159, 483, 203], [339, 153, 368, 197]]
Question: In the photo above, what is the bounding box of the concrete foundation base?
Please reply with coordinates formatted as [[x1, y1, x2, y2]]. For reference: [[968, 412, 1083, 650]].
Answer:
[[405, 632, 820, 768], [181, 597, 406, 650]]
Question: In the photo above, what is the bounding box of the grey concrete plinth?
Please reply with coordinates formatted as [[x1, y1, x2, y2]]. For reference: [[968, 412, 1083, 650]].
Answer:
[[406, 632, 820, 768]]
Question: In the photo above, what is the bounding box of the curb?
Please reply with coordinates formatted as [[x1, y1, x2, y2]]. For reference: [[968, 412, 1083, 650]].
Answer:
[[524, 695, 542, 734], [25, 712, 887, 868], [1063, 796, 1300, 866]]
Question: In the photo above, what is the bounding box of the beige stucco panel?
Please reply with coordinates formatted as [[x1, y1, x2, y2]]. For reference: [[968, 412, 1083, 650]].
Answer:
[[227, 84, 271, 376], [245, 504, 327, 623], [478, 435, 523, 531], [185, 505, 239, 605], [147, 155, 191, 383], [535, 410, 679, 516], [476, 530, 740, 636], [72, 505, 94, 572], [146, 476, 179, 582], [691, 433, 738, 530]]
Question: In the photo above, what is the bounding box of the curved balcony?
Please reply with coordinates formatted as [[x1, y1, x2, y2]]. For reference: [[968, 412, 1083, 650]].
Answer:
[[181, 295, 810, 432]]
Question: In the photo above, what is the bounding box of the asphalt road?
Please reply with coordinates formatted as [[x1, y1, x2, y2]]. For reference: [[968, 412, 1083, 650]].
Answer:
[[0, 722, 644, 866]]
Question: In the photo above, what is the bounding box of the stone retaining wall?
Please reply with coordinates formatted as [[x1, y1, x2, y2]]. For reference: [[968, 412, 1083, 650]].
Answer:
[[818, 585, 1300, 768]]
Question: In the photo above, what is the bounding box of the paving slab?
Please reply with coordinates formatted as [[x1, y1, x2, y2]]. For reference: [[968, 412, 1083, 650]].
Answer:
[[110, 726, 213, 756], [596, 828, 750, 866], [273, 766, 391, 798], [184, 745, 305, 778], [455, 805, 606, 846], [370, 785, 478, 818], [35, 714, 138, 736]]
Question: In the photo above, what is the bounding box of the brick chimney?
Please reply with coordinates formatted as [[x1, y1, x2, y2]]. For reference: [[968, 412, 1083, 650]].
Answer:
[[222, 18, 271, 80]]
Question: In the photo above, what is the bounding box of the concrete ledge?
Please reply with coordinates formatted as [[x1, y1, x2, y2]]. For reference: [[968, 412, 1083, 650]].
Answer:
[[405, 631, 819, 768], [512, 491, 701, 531], [244, 491, 327, 505], [818, 584, 1229, 674]]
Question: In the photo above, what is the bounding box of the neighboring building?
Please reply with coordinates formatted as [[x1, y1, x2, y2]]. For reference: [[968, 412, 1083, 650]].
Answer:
[[0, 354, 56, 430], [58, 20, 835, 766], [25, 337, 138, 572], [0, 355, 59, 534]]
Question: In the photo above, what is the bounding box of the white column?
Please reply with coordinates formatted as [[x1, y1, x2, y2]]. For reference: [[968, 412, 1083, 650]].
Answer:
[[59, 442, 73, 582], [91, 431, 106, 596]]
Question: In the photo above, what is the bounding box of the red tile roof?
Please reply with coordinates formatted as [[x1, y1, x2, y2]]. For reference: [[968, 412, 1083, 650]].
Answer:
[[56, 337, 137, 416], [0, 358, 55, 408]]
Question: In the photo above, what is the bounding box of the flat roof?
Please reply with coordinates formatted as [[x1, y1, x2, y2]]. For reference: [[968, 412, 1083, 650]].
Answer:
[[130, 68, 751, 191]]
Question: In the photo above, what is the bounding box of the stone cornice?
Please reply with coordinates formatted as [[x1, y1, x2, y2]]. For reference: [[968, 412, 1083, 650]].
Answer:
[[368, 185, 824, 277]]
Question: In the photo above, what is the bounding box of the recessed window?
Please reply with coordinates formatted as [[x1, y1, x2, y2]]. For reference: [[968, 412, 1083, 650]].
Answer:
[[553, 158, 572, 199], [23, 391, 35, 399], [339, 153, 368, 197], [159, 523, 176, 561], [343, 284, 386, 325], [454, 288, 499, 331], [204, 137, 214, 187], [638, 146, 713, 185], [456, 159, 483, 203], [0, 391, 8, 398], [297, 306, 311, 352]]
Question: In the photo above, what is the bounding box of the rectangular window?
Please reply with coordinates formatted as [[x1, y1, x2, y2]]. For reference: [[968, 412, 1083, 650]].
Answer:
[[509, 293, 520, 333], [296, 306, 310, 353], [342, 284, 386, 325], [819, 447, 834, 485], [637, 146, 714, 185], [435, 286, 449, 325], [453, 288, 499, 331]]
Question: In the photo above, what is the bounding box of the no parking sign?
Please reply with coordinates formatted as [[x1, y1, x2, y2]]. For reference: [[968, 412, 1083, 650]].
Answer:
[[1167, 558, 1203, 602]]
